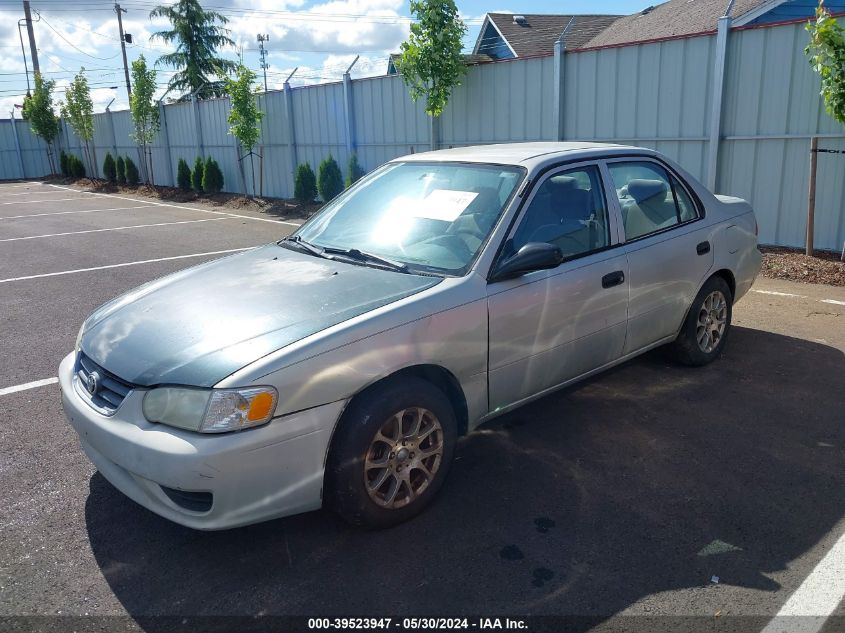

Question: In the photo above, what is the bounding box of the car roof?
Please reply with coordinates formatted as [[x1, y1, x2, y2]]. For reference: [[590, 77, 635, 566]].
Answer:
[[396, 142, 652, 168]]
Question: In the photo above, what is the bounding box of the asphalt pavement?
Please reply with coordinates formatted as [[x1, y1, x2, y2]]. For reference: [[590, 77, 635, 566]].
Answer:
[[0, 181, 843, 633]]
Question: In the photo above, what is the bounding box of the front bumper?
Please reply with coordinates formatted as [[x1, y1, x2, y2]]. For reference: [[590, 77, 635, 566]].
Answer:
[[59, 352, 346, 530]]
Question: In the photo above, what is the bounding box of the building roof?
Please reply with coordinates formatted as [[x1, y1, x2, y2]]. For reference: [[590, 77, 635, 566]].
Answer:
[[483, 13, 623, 57], [582, 0, 773, 48]]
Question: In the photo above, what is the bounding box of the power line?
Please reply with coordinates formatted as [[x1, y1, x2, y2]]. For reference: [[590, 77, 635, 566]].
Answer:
[[36, 12, 122, 61]]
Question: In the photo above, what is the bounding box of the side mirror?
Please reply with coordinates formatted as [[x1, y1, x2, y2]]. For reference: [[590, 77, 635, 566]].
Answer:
[[491, 242, 563, 281]]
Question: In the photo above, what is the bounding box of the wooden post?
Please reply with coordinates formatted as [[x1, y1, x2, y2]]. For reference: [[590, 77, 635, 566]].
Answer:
[[806, 136, 818, 257]]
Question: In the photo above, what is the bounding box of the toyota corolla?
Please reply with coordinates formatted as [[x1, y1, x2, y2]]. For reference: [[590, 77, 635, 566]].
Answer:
[[60, 142, 761, 529]]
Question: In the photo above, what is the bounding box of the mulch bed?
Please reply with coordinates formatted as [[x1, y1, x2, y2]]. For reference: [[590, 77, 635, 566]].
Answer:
[[44, 177, 323, 221], [760, 246, 845, 287]]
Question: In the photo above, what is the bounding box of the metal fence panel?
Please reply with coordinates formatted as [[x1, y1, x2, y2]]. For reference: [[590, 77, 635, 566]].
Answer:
[[441, 56, 557, 145], [353, 74, 428, 172]]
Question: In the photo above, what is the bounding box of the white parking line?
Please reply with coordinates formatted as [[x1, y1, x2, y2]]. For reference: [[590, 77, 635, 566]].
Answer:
[[1, 189, 71, 197], [760, 531, 845, 633], [0, 217, 233, 242], [0, 205, 153, 220], [47, 184, 303, 227], [0, 248, 250, 284], [0, 197, 91, 206], [0, 377, 58, 397], [752, 289, 807, 298], [820, 299, 845, 306], [0, 182, 42, 189]]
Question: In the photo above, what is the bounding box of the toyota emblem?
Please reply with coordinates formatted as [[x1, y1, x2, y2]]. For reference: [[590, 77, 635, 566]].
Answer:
[[86, 371, 101, 396]]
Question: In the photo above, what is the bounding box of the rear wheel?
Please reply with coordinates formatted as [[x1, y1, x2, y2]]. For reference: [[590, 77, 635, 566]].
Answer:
[[670, 276, 733, 366], [325, 377, 457, 528]]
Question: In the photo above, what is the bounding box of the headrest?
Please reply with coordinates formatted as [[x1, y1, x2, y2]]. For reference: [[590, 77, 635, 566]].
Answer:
[[626, 179, 667, 204]]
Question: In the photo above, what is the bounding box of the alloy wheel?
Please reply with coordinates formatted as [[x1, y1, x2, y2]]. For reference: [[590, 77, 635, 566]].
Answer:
[[696, 290, 727, 353], [363, 407, 444, 509]]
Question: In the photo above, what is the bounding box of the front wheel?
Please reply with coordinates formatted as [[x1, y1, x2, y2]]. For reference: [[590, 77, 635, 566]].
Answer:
[[325, 377, 457, 528], [670, 276, 733, 366]]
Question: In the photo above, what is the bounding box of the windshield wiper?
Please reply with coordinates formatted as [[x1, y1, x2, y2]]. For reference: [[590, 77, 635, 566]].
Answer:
[[280, 237, 409, 273], [321, 246, 409, 273], [279, 235, 328, 258]]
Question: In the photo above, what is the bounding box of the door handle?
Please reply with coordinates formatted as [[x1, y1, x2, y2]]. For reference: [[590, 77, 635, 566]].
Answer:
[[601, 270, 625, 288], [697, 241, 711, 255]]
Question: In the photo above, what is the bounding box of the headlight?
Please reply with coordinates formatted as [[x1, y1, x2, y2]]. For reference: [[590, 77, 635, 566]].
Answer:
[[142, 386, 278, 433]]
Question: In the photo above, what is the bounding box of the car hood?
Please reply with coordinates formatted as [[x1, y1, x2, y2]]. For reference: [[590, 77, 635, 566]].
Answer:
[[80, 244, 441, 387]]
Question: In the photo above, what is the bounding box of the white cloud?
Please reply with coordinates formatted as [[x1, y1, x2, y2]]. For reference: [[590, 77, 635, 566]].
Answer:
[[226, 0, 409, 55]]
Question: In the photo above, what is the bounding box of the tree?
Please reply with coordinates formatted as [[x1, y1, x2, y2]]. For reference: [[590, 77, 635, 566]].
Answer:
[[130, 55, 160, 184], [125, 157, 140, 186], [224, 64, 264, 196], [69, 155, 86, 179], [103, 153, 116, 183], [150, 0, 237, 99], [202, 156, 224, 193], [22, 73, 60, 174], [396, 0, 467, 118], [116, 155, 126, 184], [61, 69, 95, 177], [177, 158, 192, 191], [346, 153, 365, 187], [294, 162, 317, 204], [192, 156, 204, 192], [318, 155, 343, 202], [60, 150, 70, 177], [806, 1, 845, 125]]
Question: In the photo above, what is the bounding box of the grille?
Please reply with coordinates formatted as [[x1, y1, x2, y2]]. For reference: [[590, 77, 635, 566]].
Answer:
[[75, 352, 134, 415]]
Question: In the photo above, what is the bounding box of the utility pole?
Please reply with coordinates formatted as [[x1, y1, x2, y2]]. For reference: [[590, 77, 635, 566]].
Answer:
[[257, 34, 269, 92], [22, 1, 39, 76], [115, 3, 132, 99], [17, 20, 30, 94]]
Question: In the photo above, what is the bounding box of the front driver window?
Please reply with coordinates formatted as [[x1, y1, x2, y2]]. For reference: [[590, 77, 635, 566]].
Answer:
[[511, 165, 610, 259]]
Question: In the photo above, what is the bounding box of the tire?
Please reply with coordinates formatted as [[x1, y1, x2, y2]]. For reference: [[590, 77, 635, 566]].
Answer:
[[325, 376, 457, 528], [670, 275, 733, 367]]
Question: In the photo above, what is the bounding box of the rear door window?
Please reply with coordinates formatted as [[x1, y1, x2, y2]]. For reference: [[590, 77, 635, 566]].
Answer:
[[608, 161, 698, 240]]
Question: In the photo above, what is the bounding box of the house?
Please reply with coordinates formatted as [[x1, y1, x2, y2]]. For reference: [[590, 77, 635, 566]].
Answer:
[[582, 0, 845, 48], [472, 13, 622, 59], [386, 12, 623, 74]]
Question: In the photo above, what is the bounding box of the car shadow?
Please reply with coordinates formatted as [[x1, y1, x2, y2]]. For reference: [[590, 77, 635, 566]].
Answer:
[[84, 326, 845, 629]]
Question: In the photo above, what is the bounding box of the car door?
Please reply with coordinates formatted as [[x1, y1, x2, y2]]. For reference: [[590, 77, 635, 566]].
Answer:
[[486, 162, 629, 411], [604, 158, 714, 354]]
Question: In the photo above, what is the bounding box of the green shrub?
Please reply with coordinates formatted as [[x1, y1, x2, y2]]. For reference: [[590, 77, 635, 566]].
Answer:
[[59, 150, 70, 177], [192, 156, 204, 192], [318, 154, 343, 202], [116, 155, 126, 184], [124, 157, 139, 186], [176, 158, 192, 191], [103, 153, 116, 183], [202, 156, 224, 194], [69, 155, 86, 178], [294, 162, 317, 204], [346, 153, 365, 188]]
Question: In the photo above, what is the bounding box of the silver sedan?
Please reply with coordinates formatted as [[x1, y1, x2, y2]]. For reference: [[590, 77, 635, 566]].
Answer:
[[59, 142, 761, 529]]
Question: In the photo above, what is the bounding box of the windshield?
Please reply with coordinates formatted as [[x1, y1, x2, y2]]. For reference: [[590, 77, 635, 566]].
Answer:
[[289, 161, 525, 275]]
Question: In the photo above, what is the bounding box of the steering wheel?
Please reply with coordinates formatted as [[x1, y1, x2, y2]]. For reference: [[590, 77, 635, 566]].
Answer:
[[421, 234, 473, 259]]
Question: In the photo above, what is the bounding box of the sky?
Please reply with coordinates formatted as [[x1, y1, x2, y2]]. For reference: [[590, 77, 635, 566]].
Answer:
[[0, 0, 651, 117]]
